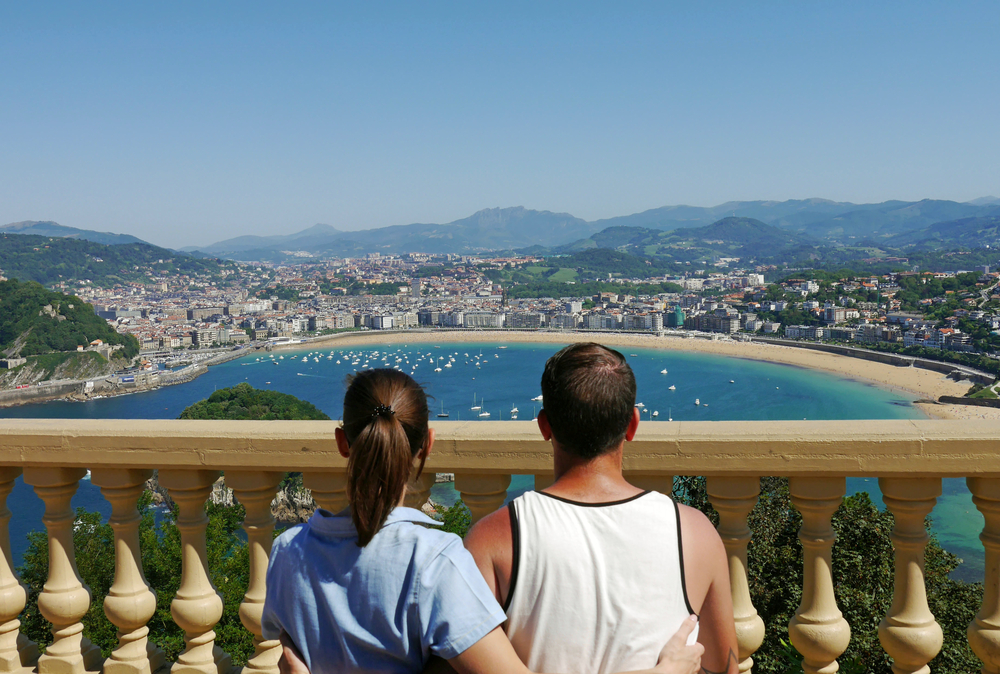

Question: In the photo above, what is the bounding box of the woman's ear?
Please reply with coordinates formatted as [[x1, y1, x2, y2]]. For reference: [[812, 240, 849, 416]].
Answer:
[[335, 426, 350, 458], [420, 427, 435, 461]]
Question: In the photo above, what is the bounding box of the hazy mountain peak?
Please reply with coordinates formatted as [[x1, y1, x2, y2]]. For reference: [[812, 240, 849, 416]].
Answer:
[[967, 196, 1000, 206], [0, 220, 147, 246]]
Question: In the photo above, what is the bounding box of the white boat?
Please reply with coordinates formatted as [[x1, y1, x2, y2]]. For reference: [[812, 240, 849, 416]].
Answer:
[[531, 395, 543, 402], [730, 380, 735, 384], [660, 369, 668, 374], [478, 410, 491, 418], [668, 385, 676, 391], [437, 401, 449, 418], [652, 410, 659, 417], [668, 408, 672, 421], [510, 407, 518, 414], [695, 399, 700, 406], [444, 362, 452, 368], [471, 393, 481, 411], [434, 367, 442, 372], [636, 402, 645, 408]]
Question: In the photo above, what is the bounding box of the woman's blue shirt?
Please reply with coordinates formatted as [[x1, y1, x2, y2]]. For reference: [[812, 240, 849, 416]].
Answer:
[[262, 506, 506, 673]]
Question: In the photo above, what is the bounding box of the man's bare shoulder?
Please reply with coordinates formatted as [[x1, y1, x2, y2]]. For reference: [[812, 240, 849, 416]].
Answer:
[[677, 503, 725, 555], [463, 505, 513, 559]]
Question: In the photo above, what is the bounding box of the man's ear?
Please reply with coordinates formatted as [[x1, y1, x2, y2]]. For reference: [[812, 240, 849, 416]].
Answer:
[[335, 426, 350, 458], [537, 409, 552, 441], [625, 406, 640, 442]]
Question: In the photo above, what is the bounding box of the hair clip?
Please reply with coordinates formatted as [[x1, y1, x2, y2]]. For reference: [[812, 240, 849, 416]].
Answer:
[[372, 404, 394, 419]]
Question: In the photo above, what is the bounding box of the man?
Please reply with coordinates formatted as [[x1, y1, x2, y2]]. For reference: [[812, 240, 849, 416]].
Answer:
[[464, 342, 738, 674]]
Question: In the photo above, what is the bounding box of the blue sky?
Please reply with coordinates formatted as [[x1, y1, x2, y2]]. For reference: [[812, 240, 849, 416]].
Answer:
[[1, 2, 998, 248]]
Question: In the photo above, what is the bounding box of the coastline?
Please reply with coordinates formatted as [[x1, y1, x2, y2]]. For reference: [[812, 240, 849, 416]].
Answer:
[[271, 329, 987, 420], [1, 329, 992, 420]]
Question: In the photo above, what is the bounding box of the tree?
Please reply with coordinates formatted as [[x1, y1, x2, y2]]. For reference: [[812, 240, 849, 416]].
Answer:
[[17, 385, 329, 666], [673, 476, 982, 674]]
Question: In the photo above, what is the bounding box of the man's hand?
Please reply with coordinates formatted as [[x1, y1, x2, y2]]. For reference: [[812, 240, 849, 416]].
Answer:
[[654, 617, 704, 674], [279, 632, 310, 674]]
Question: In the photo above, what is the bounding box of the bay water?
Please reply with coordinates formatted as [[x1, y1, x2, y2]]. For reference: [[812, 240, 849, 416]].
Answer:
[[0, 341, 981, 581]]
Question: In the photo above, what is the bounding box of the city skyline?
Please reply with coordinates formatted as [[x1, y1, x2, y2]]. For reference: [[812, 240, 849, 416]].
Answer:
[[2, 2, 998, 248]]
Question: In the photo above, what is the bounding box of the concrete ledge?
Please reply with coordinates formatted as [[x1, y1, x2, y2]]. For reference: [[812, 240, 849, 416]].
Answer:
[[2, 419, 1000, 477]]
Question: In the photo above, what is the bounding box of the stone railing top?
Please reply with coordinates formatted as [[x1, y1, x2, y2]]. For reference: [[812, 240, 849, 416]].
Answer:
[[1, 418, 999, 477]]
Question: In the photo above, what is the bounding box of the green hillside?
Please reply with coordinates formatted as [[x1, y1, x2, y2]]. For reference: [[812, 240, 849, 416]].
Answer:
[[178, 383, 331, 420], [0, 279, 138, 359], [0, 233, 239, 288]]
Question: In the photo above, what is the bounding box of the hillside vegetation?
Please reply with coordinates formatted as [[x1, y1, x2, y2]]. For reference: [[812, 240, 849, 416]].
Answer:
[[0, 233, 238, 287], [178, 383, 330, 420], [0, 279, 138, 359]]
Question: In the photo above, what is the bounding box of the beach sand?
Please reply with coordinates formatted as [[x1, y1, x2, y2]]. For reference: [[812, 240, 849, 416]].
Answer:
[[276, 330, 993, 420]]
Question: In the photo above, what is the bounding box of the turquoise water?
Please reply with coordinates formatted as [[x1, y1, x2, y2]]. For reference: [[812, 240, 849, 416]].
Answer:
[[0, 341, 981, 581]]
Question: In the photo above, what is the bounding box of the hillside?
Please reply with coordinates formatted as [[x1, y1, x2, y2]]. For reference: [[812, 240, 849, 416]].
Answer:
[[0, 279, 138, 359], [0, 234, 241, 288], [190, 207, 602, 261], [178, 383, 330, 420], [885, 215, 1000, 250], [0, 221, 148, 246]]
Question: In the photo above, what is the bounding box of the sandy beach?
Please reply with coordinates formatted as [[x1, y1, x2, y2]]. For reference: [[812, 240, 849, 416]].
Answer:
[[274, 330, 995, 420]]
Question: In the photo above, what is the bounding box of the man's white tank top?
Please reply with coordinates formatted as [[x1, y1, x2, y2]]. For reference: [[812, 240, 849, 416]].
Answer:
[[504, 490, 696, 674]]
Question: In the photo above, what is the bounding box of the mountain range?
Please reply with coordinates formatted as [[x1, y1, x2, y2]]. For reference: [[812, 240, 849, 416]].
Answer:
[[5, 197, 1000, 263]]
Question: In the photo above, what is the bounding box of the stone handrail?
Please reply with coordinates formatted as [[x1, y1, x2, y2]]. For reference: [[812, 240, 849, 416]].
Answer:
[[1, 418, 999, 674]]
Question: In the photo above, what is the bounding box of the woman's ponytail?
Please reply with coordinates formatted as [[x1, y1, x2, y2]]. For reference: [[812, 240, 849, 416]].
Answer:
[[341, 369, 430, 547]]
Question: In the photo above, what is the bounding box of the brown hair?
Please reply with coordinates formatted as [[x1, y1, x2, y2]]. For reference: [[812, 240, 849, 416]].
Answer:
[[540, 342, 636, 459], [341, 369, 429, 546]]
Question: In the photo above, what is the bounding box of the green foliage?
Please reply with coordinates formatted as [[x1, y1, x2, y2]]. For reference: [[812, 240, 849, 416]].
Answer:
[[434, 499, 472, 538], [17, 496, 254, 665], [178, 383, 331, 420], [506, 280, 683, 300], [857, 341, 1000, 377], [256, 285, 300, 301], [0, 233, 238, 288], [0, 278, 138, 358], [674, 476, 982, 674], [346, 282, 401, 296]]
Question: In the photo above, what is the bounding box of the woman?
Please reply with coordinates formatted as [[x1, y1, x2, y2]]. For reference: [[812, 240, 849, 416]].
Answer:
[[262, 369, 702, 674]]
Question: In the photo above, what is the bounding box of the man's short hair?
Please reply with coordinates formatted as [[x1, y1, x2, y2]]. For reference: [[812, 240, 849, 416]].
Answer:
[[540, 342, 637, 459]]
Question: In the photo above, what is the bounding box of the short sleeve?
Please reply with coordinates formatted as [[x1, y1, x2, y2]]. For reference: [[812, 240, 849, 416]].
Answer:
[[417, 536, 507, 660]]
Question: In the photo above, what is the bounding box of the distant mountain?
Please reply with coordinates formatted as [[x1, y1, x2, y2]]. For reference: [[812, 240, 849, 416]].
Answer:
[[0, 221, 148, 246], [967, 196, 1000, 206], [552, 217, 816, 265], [0, 233, 237, 288], [190, 208, 600, 261], [188, 223, 341, 255], [885, 215, 1000, 249], [588, 198, 859, 233], [178, 198, 1000, 260]]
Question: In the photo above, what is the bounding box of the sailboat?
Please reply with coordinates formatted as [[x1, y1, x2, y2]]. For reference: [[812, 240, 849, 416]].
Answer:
[[471, 393, 481, 411], [478, 402, 491, 418], [437, 401, 449, 418]]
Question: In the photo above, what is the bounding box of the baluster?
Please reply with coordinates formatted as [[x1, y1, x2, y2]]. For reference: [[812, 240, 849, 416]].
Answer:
[[91, 469, 165, 674], [228, 472, 283, 674], [23, 467, 102, 674], [707, 477, 765, 674], [878, 478, 943, 674], [968, 477, 1000, 673], [627, 474, 675, 496], [303, 473, 348, 514], [788, 477, 850, 674], [158, 470, 230, 674], [532, 474, 554, 492], [0, 468, 37, 673], [403, 473, 435, 510], [455, 474, 511, 524]]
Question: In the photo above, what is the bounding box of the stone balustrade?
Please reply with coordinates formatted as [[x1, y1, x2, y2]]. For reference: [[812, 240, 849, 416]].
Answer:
[[1, 417, 1000, 673]]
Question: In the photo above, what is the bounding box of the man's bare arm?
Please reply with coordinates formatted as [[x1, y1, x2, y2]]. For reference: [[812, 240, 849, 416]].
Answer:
[[462, 507, 514, 606], [678, 505, 739, 674]]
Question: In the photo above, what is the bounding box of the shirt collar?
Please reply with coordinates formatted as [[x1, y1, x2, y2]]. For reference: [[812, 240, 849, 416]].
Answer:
[[307, 505, 442, 538]]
